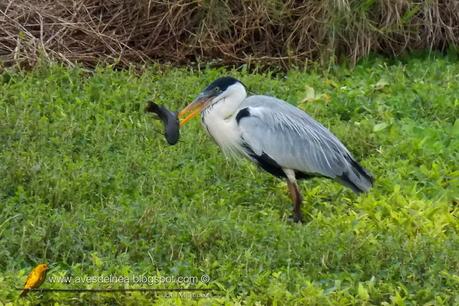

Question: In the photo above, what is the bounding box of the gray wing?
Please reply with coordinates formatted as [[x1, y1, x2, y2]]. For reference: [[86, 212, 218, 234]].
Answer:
[[237, 95, 373, 192]]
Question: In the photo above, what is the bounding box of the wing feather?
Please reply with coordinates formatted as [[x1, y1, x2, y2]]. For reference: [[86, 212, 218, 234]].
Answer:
[[237, 96, 353, 179]]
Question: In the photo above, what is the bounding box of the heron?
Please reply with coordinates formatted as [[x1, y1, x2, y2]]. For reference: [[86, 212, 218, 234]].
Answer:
[[178, 77, 374, 222]]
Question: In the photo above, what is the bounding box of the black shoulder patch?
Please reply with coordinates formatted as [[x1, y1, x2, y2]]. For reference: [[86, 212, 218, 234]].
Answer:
[[236, 108, 251, 124]]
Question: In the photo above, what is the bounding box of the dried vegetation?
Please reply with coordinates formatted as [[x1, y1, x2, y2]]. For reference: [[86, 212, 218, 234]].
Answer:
[[0, 0, 458, 69]]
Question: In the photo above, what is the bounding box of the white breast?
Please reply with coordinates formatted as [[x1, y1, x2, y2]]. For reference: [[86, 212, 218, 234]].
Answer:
[[199, 82, 248, 158], [202, 107, 242, 158]]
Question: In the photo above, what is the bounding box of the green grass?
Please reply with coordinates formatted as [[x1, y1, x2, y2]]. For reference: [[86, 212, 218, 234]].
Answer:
[[0, 55, 458, 305]]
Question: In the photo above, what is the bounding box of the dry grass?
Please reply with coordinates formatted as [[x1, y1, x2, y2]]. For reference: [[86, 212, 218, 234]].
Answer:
[[0, 0, 458, 69]]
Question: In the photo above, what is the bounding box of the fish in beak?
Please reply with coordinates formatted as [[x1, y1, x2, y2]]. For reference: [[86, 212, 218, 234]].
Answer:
[[178, 91, 215, 127]]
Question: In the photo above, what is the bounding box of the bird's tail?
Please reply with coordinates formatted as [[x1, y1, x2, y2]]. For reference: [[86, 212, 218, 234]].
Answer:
[[19, 289, 29, 297], [336, 155, 374, 193]]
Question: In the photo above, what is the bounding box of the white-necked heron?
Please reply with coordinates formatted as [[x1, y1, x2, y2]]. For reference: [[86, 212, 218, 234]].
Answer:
[[179, 77, 374, 222]]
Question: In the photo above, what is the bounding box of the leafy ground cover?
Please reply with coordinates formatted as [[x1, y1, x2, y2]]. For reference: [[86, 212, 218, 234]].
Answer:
[[0, 55, 458, 304]]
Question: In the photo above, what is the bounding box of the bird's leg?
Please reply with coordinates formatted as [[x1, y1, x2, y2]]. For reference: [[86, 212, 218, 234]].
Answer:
[[287, 180, 303, 223], [283, 169, 303, 223]]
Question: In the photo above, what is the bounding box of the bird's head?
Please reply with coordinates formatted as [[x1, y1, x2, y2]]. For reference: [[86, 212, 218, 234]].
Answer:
[[179, 76, 246, 127], [36, 263, 49, 272]]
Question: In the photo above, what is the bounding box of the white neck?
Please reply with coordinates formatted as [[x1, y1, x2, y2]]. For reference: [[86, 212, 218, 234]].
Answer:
[[201, 82, 247, 157], [207, 82, 247, 119]]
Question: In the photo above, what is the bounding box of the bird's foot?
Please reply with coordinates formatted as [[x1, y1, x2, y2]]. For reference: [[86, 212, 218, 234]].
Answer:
[[288, 212, 303, 223]]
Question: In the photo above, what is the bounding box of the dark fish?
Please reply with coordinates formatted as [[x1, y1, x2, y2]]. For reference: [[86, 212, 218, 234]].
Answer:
[[145, 101, 180, 145]]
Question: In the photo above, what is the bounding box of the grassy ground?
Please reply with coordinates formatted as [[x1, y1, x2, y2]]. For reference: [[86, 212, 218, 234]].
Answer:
[[0, 55, 458, 305]]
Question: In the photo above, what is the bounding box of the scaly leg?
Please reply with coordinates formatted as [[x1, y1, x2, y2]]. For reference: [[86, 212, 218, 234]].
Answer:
[[283, 169, 303, 223]]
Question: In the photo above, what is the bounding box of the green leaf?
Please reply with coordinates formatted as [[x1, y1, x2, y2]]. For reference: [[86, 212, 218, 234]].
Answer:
[[373, 122, 388, 132]]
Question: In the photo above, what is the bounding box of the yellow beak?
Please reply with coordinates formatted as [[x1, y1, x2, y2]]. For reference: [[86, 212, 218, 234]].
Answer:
[[178, 97, 210, 127]]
